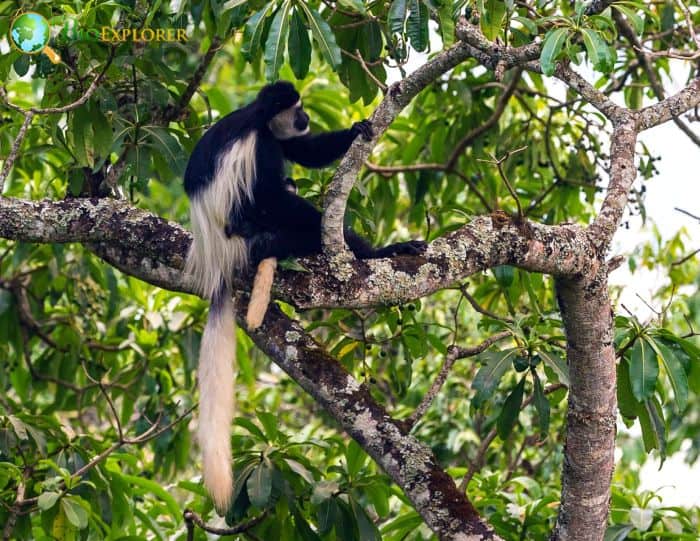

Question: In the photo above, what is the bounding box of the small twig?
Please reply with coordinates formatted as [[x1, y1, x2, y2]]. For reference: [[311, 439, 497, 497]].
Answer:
[[461, 285, 514, 323], [2, 475, 26, 540], [675, 207, 700, 222], [354, 49, 388, 92], [0, 112, 34, 193], [183, 508, 268, 536], [406, 331, 512, 428], [478, 147, 527, 218], [672, 247, 700, 266]]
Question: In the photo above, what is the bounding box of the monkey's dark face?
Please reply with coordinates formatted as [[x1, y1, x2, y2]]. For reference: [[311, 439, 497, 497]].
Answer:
[[268, 101, 310, 140]]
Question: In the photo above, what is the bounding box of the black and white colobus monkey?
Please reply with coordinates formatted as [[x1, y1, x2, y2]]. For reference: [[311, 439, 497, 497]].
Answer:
[[183, 81, 425, 512]]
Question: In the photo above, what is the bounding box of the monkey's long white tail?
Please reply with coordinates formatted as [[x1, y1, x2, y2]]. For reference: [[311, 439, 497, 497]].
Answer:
[[198, 286, 236, 513]]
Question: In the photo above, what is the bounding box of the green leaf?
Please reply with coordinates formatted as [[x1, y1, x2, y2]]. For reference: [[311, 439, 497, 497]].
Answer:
[[316, 498, 337, 535], [540, 27, 569, 76], [438, 4, 455, 46], [38, 491, 61, 511], [247, 462, 272, 508], [617, 358, 641, 419], [297, 3, 342, 68], [90, 103, 112, 160], [61, 497, 88, 530], [580, 28, 614, 72], [141, 126, 186, 176], [242, 4, 272, 60], [338, 0, 366, 14], [479, 0, 507, 41], [539, 350, 569, 386], [388, 0, 408, 34], [13, 54, 29, 77], [288, 8, 311, 79], [350, 495, 381, 541], [345, 440, 365, 478], [638, 396, 666, 460], [629, 338, 659, 401], [264, 1, 291, 80], [71, 105, 94, 167], [121, 473, 181, 520], [532, 374, 550, 434], [493, 265, 515, 288], [407, 0, 429, 52], [604, 524, 635, 541], [613, 5, 644, 34], [497, 376, 526, 440], [472, 348, 518, 408], [649, 338, 689, 412]]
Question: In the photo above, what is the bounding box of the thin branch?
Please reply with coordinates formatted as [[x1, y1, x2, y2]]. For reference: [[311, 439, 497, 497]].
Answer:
[[0, 112, 33, 193], [183, 509, 268, 536], [406, 331, 512, 428], [354, 49, 388, 92]]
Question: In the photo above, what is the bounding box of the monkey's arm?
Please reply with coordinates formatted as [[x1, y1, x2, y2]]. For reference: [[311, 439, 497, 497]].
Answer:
[[281, 121, 373, 168]]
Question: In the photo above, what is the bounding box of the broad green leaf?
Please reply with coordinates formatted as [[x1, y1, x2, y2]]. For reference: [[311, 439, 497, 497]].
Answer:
[[345, 439, 365, 478], [222, 0, 247, 9], [121, 473, 181, 520], [264, 1, 291, 80], [472, 348, 518, 408], [297, 3, 342, 68], [497, 376, 526, 439], [316, 498, 337, 535], [142, 126, 186, 176], [479, 0, 507, 41], [61, 497, 88, 529], [604, 524, 635, 541], [439, 4, 455, 46], [648, 337, 689, 412], [532, 374, 550, 434], [242, 4, 272, 60], [617, 358, 641, 419], [288, 8, 311, 79], [407, 0, 429, 52], [388, 0, 408, 34], [256, 410, 280, 441], [247, 462, 272, 508], [629, 338, 659, 401], [338, 0, 366, 14], [38, 491, 61, 511], [614, 5, 644, 34], [580, 28, 614, 72], [493, 265, 515, 288], [638, 396, 666, 460], [539, 350, 570, 386], [540, 27, 569, 76], [351, 495, 381, 541]]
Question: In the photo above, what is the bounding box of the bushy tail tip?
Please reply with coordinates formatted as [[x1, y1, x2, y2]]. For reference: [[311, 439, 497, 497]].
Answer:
[[197, 287, 236, 513]]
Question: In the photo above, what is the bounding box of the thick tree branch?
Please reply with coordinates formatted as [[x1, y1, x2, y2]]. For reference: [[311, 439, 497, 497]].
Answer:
[[588, 120, 638, 253], [552, 271, 617, 541], [0, 197, 597, 309], [637, 77, 700, 131]]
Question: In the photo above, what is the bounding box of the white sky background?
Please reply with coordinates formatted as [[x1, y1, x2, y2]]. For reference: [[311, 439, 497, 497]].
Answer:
[[390, 26, 700, 507]]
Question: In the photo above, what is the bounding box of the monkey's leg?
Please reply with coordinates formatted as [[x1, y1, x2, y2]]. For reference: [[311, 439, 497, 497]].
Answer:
[[246, 257, 276, 330]]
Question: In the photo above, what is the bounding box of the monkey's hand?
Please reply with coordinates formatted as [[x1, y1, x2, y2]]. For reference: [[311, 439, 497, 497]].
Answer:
[[373, 240, 427, 258], [351, 120, 374, 141]]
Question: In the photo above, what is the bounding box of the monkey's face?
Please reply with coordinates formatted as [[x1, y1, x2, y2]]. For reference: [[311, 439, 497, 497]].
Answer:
[[268, 101, 310, 140]]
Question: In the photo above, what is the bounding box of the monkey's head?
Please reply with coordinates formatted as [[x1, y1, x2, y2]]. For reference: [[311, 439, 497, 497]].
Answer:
[[258, 81, 310, 139]]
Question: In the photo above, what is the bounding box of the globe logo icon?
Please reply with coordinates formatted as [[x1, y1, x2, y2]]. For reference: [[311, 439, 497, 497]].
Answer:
[[9, 12, 61, 63]]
